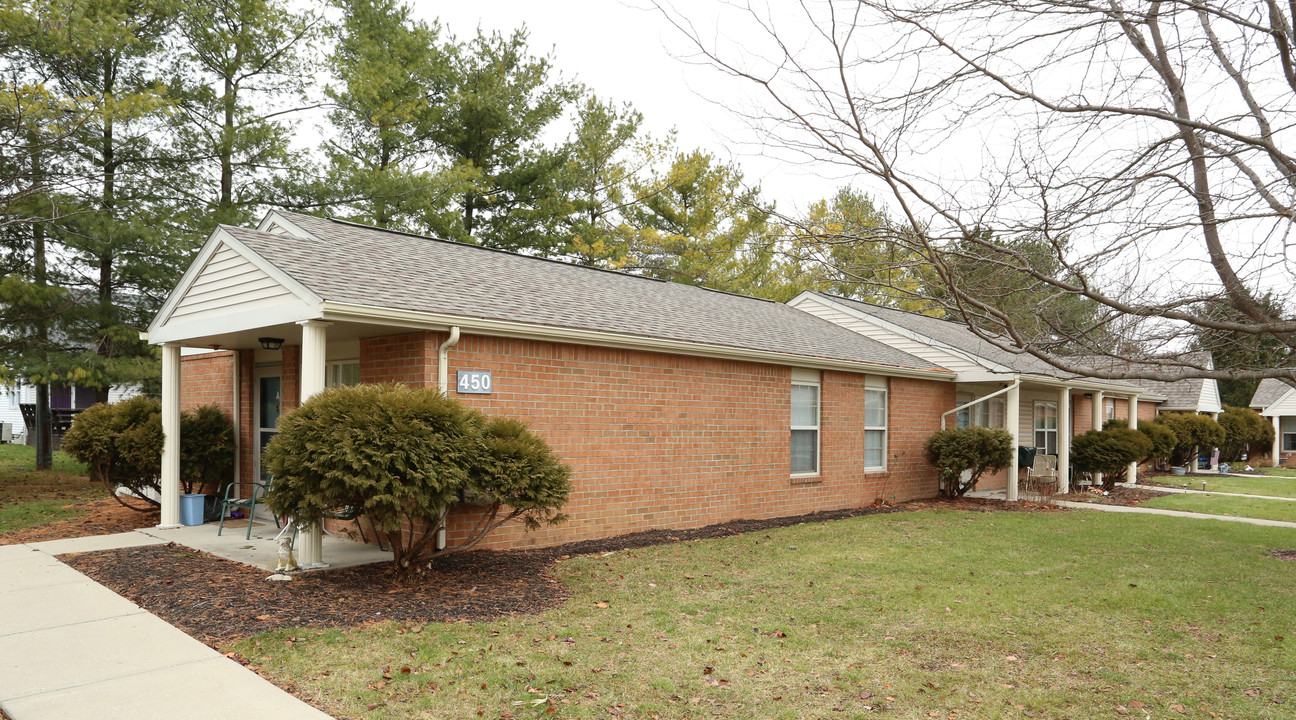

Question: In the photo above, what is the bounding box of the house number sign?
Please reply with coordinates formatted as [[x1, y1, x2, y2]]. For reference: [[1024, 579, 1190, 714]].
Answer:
[[456, 370, 493, 394]]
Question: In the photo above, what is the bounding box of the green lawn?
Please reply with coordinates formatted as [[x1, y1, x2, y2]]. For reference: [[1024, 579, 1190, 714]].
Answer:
[[233, 509, 1296, 719], [1259, 466, 1296, 478], [0, 443, 96, 535], [1149, 473, 1296, 498], [1140, 492, 1296, 523]]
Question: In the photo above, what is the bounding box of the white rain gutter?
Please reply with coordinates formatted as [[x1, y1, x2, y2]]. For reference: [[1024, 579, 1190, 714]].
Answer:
[[435, 326, 460, 551], [437, 326, 461, 394], [941, 379, 1021, 430]]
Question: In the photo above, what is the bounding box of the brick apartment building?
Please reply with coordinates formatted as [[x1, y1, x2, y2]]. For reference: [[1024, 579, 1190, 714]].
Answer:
[[149, 210, 1211, 563]]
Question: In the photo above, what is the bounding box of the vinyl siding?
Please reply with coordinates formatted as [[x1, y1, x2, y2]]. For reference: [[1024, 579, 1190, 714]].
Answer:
[[792, 296, 988, 374], [168, 243, 295, 324]]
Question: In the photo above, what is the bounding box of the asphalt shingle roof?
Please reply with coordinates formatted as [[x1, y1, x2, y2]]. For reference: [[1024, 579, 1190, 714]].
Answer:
[[1251, 378, 1293, 409], [222, 213, 947, 373]]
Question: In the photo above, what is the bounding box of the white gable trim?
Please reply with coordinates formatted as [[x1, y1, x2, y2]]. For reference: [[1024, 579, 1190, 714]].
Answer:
[[148, 227, 323, 341], [1198, 378, 1223, 414], [255, 210, 317, 239], [1261, 386, 1296, 416], [789, 292, 1014, 374]]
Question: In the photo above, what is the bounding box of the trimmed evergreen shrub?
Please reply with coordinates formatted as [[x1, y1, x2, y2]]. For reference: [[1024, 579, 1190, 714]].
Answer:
[[924, 426, 1013, 497], [1071, 427, 1152, 491], [466, 416, 572, 551], [1217, 405, 1274, 462], [62, 398, 234, 507], [1135, 419, 1178, 467], [262, 384, 572, 574], [1157, 413, 1227, 467]]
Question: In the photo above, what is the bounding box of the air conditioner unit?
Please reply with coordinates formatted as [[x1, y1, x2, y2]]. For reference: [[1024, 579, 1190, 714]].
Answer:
[[0, 423, 11, 443]]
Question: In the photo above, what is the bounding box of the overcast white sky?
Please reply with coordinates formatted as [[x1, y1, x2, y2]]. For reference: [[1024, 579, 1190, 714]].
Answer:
[[421, 0, 847, 212]]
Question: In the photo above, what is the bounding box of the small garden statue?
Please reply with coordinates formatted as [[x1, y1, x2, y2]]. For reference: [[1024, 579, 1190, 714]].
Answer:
[[275, 527, 298, 573]]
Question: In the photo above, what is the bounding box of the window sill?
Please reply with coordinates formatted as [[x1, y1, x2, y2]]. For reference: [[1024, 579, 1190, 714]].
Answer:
[[789, 473, 821, 485]]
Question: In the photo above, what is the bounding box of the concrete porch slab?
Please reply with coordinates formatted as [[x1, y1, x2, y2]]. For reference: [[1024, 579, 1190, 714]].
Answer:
[[138, 521, 392, 572]]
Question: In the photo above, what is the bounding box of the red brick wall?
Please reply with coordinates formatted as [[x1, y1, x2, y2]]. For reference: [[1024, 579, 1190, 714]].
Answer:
[[281, 345, 301, 412], [359, 333, 436, 386], [183, 331, 953, 552], [179, 352, 235, 414], [238, 351, 255, 486], [405, 331, 949, 550]]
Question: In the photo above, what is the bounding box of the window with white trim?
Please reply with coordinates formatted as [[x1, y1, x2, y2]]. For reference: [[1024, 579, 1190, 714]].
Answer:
[[7, 383, 18, 408], [791, 382, 820, 475], [864, 387, 887, 469], [1104, 398, 1116, 423], [1284, 433, 1296, 452], [955, 392, 1006, 429], [327, 360, 360, 387], [1034, 401, 1058, 455]]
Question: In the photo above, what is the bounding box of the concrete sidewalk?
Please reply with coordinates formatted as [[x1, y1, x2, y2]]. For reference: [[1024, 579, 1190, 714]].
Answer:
[[0, 537, 334, 720], [1052, 499, 1296, 528]]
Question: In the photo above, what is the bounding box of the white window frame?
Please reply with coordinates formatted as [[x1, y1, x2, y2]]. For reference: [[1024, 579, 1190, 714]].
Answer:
[[791, 380, 821, 477], [1034, 401, 1058, 455], [1284, 433, 1296, 453], [7, 382, 18, 408], [326, 359, 361, 388], [863, 386, 887, 471], [956, 392, 1006, 430], [1104, 398, 1116, 423]]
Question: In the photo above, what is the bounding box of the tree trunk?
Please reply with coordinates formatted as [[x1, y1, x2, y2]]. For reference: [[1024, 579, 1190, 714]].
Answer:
[[31, 157, 52, 472]]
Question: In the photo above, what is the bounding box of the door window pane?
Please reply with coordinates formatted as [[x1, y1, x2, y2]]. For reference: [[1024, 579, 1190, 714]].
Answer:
[[259, 376, 281, 429]]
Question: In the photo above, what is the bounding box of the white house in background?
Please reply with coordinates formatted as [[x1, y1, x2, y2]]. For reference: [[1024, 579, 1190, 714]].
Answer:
[[1250, 378, 1296, 465], [0, 380, 138, 444], [788, 292, 1165, 493]]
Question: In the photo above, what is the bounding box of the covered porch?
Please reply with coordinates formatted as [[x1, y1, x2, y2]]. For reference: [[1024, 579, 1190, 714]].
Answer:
[[943, 374, 1152, 500]]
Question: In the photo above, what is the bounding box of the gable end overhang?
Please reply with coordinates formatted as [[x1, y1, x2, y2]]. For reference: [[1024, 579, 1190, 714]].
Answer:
[[147, 226, 324, 345]]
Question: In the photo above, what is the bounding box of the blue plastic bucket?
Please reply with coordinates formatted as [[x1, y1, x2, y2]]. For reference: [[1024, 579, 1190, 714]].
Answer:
[[179, 494, 206, 526]]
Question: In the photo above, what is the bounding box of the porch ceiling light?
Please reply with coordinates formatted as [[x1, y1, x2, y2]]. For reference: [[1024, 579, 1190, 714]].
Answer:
[[258, 337, 285, 351]]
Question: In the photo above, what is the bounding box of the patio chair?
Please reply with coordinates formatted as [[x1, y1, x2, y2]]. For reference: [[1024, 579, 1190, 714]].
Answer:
[[1025, 455, 1059, 494], [216, 481, 281, 539]]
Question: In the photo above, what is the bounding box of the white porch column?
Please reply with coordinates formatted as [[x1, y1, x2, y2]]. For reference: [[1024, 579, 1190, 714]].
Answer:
[[159, 343, 182, 528], [1127, 395, 1140, 484], [1006, 382, 1021, 501], [1273, 416, 1282, 467], [1091, 390, 1104, 487], [297, 320, 331, 566], [1058, 387, 1071, 494]]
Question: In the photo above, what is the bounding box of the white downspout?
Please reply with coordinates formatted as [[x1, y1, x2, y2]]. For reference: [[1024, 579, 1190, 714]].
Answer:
[[435, 326, 461, 551]]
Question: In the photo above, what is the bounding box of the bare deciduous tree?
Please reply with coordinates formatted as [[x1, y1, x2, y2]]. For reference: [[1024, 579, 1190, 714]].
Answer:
[[658, 0, 1296, 385]]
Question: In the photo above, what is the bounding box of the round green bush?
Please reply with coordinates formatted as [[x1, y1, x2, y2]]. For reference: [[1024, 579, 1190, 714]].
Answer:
[[1217, 405, 1274, 462], [263, 384, 571, 573], [1071, 426, 1152, 490], [924, 426, 1014, 497], [1157, 413, 1227, 467]]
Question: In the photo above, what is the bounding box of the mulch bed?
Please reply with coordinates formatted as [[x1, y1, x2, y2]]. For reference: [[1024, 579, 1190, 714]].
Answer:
[[1056, 485, 1171, 506], [60, 499, 1053, 645], [0, 497, 159, 545], [1270, 550, 1296, 561]]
